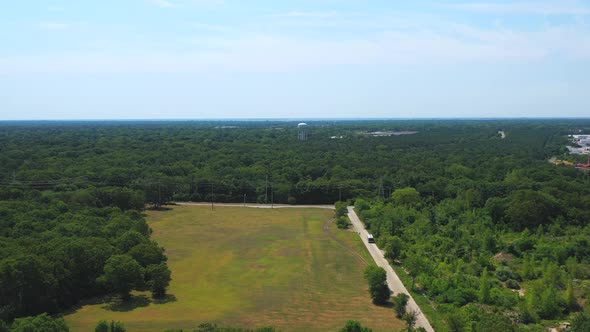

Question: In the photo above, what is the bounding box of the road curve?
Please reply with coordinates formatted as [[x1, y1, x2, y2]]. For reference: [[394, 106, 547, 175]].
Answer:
[[347, 207, 435, 332], [174, 202, 335, 209]]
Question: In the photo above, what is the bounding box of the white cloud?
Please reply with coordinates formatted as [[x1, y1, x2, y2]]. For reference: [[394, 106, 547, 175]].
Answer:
[[183, 22, 231, 32], [447, 1, 590, 15], [282, 11, 342, 18], [3, 24, 589, 76], [39, 22, 69, 30], [150, 0, 176, 8], [3, 6, 590, 75]]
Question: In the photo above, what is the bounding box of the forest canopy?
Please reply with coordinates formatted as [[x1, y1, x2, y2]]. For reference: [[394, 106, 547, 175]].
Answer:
[[0, 119, 589, 330]]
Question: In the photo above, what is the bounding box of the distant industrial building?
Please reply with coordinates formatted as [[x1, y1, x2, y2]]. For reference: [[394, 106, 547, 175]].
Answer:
[[567, 134, 590, 154], [298, 123, 309, 141]]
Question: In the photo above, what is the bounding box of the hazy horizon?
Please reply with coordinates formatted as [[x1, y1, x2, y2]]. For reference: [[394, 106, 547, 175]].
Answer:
[[2, 116, 590, 122], [2, 1, 590, 120]]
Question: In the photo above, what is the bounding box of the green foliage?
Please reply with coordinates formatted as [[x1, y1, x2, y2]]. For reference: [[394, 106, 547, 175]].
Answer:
[[479, 268, 491, 304], [504, 190, 560, 231], [0, 255, 57, 320], [95, 320, 109, 332], [339, 320, 372, 332], [10, 313, 69, 332], [538, 286, 561, 319], [363, 265, 390, 304], [102, 255, 144, 301], [570, 312, 590, 332], [392, 293, 410, 318], [190, 322, 279, 332], [1, 120, 590, 329], [380, 236, 403, 261], [128, 242, 167, 267], [565, 279, 578, 312], [445, 312, 466, 332], [505, 279, 520, 290], [336, 216, 350, 229], [335, 201, 348, 218], [391, 188, 420, 207], [404, 255, 431, 290], [116, 230, 148, 253], [109, 321, 127, 332], [402, 311, 417, 330], [145, 263, 172, 298], [94, 320, 125, 332]]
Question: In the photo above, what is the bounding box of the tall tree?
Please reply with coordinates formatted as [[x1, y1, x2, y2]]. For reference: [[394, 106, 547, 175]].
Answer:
[[479, 268, 491, 304], [363, 265, 390, 304], [101, 255, 144, 301], [145, 263, 172, 298], [392, 188, 421, 207]]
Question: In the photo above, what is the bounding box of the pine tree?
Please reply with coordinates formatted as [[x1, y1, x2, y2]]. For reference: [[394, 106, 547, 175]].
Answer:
[[565, 279, 578, 312], [479, 267, 491, 304]]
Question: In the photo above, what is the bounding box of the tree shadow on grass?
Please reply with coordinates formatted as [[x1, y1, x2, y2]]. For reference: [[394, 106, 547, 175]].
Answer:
[[146, 205, 174, 211], [103, 294, 150, 312], [152, 294, 177, 305], [375, 301, 394, 309], [62, 295, 112, 316]]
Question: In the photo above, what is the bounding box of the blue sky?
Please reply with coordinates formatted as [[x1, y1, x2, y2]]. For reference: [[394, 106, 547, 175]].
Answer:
[[1, 0, 589, 119]]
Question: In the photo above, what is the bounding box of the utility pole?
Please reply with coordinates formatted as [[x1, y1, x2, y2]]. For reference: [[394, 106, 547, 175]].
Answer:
[[378, 178, 385, 200], [158, 180, 161, 208], [211, 183, 214, 210], [265, 175, 268, 204]]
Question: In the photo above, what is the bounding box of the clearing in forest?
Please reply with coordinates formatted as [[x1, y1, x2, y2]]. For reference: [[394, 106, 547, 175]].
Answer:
[[64, 205, 404, 332]]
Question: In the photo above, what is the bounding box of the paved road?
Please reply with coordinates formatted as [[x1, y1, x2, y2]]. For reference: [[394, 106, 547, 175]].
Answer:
[[347, 207, 435, 332], [174, 202, 335, 209]]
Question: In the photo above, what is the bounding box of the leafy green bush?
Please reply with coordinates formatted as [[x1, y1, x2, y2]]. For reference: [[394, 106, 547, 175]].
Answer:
[[336, 217, 350, 229]]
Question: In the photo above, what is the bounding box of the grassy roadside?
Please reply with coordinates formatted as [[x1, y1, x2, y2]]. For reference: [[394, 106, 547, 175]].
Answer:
[[390, 264, 449, 332], [352, 208, 448, 332]]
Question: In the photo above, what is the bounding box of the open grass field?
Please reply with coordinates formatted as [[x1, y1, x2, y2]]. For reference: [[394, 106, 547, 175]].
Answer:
[[64, 206, 404, 331]]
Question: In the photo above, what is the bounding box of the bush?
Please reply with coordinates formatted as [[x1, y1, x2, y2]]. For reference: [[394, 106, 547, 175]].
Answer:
[[339, 320, 372, 332], [364, 265, 390, 304], [336, 216, 350, 229], [506, 279, 520, 290], [287, 196, 296, 205], [10, 314, 69, 332], [335, 201, 348, 217], [392, 293, 410, 317], [145, 263, 172, 298]]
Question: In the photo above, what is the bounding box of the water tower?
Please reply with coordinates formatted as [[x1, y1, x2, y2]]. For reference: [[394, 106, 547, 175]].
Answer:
[[298, 123, 309, 141]]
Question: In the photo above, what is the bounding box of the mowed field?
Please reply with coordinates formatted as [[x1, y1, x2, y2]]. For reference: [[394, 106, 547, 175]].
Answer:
[[65, 206, 404, 331]]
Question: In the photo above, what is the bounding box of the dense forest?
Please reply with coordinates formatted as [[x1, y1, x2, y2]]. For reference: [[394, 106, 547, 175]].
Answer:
[[0, 119, 589, 331]]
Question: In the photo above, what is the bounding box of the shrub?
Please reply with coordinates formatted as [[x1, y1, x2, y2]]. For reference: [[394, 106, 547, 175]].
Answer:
[[364, 265, 390, 304], [392, 293, 410, 317], [506, 279, 520, 290], [340, 320, 373, 332], [336, 216, 350, 229]]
